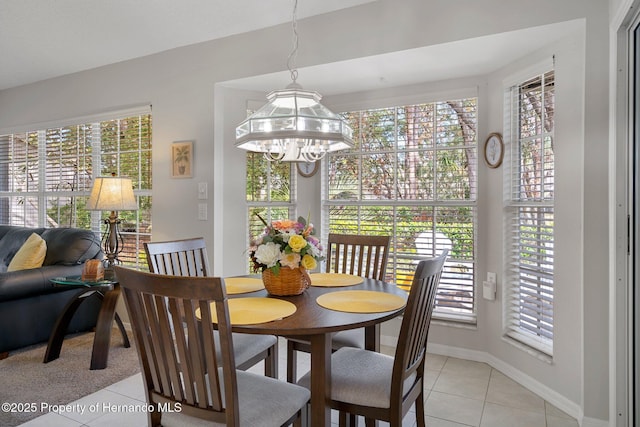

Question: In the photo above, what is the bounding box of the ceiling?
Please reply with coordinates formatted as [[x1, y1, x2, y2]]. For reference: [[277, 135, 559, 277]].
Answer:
[[223, 20, 582, 96], [0, 0, 581, 94], [0, 0, 373, 91]]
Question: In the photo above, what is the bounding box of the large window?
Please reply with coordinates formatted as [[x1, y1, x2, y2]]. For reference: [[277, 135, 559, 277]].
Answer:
[[324, 99, 477, 319], [504, 70, 555, 355], [0, 109, 152, 268]]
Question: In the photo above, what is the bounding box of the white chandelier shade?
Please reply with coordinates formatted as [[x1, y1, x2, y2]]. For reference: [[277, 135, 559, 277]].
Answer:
[[235, 83, 354, 162]]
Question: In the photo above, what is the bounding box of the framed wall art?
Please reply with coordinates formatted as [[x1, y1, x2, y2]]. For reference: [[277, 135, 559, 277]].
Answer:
[[171, 140, 193, 178]]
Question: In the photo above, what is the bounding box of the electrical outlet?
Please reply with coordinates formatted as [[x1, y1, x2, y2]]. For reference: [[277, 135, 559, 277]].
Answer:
[[198, 203, 207, 220], [483, 280, 496, 300]]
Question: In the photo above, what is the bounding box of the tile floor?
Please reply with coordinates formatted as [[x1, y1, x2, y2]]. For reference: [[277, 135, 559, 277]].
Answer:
[[20, 339, 579, 427]]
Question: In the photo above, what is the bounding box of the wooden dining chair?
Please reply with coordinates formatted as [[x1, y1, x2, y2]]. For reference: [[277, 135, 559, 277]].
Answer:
[[144, 237, 210, 277], [297, 250, 448, 427], [286, 233, 390, 382], [114, 266, 309, 427], [144, 238, 278, 378], [325, 233, 390, 280]]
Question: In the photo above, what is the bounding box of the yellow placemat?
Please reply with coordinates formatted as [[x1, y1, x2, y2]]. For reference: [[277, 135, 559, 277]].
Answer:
[[309, 273, 364, 287], [224, 277, 265, 295], [196, 298, 297, 325], [316, 290, 406, 313]]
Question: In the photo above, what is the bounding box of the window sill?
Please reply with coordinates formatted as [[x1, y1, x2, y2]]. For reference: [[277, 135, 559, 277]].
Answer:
[[430, 312, 477, 330]]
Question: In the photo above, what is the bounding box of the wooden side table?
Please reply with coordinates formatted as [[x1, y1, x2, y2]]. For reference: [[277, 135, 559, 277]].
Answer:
[[43, 277, 130, 370]]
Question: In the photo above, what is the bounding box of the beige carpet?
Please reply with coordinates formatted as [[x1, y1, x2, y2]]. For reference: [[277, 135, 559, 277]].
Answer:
[[0, 328, 139, 426]]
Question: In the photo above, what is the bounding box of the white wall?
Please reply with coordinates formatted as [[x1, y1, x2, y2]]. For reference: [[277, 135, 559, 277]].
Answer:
[[0, 0, 611, 424]]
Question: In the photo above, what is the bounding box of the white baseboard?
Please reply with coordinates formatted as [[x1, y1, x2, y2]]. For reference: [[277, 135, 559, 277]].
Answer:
[[425, 342, 609, 427], [581, 417, 610, 427]]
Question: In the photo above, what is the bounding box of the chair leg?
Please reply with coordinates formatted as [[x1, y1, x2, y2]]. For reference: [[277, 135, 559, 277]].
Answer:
[[293, 402, 309, 427], [293, 409, 302, 427], [287, 340, 297, 383], [415, 391, 426, 427], [149, 406, 161, 427], [265, 341, 279, 378]]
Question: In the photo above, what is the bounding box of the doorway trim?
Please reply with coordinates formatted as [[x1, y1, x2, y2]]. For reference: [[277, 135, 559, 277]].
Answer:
[[613, 2, 639, 426]]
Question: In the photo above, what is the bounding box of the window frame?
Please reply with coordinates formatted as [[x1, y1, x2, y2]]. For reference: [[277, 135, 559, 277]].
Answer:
[[322, 97, 478, 323], [245, 151, 296, 272], [503, 65, 555, 356], [0, 106, 152, 269]]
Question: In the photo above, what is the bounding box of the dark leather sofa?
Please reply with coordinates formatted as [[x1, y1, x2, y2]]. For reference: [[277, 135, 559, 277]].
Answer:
[[0, 226, 104, 355]]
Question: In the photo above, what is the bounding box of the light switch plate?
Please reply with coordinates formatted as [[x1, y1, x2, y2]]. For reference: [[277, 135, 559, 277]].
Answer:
[[487, 272, 497, 283], [198, 182, 208, 200]]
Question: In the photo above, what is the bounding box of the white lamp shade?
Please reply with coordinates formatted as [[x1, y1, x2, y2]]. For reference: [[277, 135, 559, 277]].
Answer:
[[87, 176, 138, 211]]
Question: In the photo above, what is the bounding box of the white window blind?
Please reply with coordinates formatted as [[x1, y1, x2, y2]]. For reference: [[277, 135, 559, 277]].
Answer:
[[505, 70, 555, 355], [0, 110, 152, 268], [324, 100, 477, 319]]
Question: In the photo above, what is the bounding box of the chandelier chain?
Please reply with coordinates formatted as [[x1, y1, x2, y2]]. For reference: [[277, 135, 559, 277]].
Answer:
[[286, 0, 299, 84]]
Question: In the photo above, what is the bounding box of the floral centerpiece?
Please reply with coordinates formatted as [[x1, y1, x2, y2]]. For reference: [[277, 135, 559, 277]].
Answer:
[[249, 214, 324, 295]]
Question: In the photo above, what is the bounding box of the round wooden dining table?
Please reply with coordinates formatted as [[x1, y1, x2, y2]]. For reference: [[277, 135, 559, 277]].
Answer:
[[225, 275, 407, 427]]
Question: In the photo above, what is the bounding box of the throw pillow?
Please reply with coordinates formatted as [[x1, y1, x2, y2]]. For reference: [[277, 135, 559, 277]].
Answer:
[[7, 232, 47, 272]]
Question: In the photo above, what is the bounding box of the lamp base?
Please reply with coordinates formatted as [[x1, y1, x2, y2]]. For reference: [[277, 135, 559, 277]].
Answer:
[[101, 211, 124, 281], [103, 265, 116, 281]]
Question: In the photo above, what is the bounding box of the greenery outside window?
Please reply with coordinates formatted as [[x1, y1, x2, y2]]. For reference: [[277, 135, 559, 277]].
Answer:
[[0, 109, 152, 269], [246, 152, 295, 270], [324, 99, 477, 320]]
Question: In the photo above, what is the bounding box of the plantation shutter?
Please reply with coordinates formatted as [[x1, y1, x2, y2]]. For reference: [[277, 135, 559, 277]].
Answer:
[[505, 70, 555, 355]]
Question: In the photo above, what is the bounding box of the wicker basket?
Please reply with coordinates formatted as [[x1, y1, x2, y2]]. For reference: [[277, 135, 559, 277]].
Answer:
[[262, 267, 310, 296]]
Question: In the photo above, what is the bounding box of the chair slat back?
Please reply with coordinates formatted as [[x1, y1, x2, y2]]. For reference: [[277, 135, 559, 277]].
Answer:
[[144, 238, 210, 277], [114, 266, 239, 425], [325, 233, 390, 280], [392, 250, 448, 399]]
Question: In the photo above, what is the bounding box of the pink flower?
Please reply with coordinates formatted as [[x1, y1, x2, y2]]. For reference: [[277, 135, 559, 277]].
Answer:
[[280, 252, 301, 269]]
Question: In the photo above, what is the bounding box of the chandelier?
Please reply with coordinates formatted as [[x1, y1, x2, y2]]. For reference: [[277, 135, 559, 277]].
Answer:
[[235, 0, 354, 162]]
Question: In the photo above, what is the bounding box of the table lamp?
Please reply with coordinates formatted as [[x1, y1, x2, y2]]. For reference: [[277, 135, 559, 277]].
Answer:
[[87, 173, 138, 278]]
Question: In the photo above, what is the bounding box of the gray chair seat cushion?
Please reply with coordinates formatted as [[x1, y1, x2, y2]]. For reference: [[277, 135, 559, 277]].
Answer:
[[214, 331, 277, 368], [208, 369, 310, 426], [288, 328, 363, 350], [331, 328, 364, 349], [298, 347, 415, 409]]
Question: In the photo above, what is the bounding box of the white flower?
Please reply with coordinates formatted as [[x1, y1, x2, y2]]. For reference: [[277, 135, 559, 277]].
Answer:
[[254, 241, 281, 268], [307, 244, 322, 258], [280, 229, 297, 241], [280, 252, 301, 269]]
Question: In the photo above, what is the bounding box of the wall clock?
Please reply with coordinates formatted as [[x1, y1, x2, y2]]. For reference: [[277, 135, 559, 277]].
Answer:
[[484, 132, 504, 168], [296, 161, 319, 177]]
